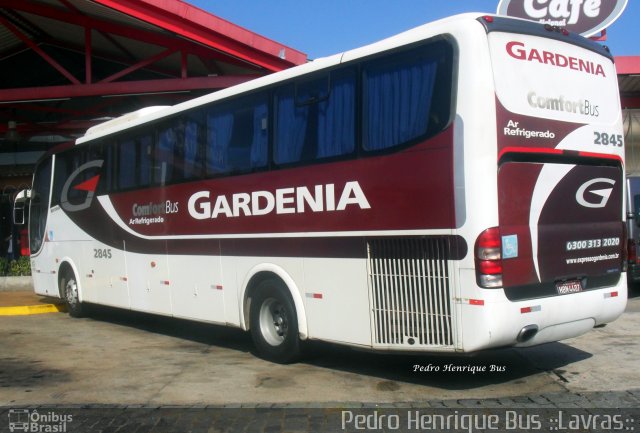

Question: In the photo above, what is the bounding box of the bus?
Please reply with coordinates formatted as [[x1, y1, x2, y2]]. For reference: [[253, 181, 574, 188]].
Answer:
[[19, 14, 627, 363]]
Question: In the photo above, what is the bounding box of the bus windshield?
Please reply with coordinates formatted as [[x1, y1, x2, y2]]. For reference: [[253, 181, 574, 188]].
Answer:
[[29, 156, 52, 255]]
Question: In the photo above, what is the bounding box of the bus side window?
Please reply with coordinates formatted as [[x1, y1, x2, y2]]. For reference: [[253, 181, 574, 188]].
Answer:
[[318, 68, 355, 159], [103, 143, 115, 193], [51, 154, 68, 206], [156, 125, 176, 185], [362, 48, 439, 151], [206, 93, 268, 176], [183, 117, 204, 179], [250, 101, 268, 169], [88, 144, 107, 195], [61, 150, 90, 203], [119, 139, 137, 190], [274, 68, 355, 165], [138, 135, 153, 188], [207, 109, 232, 175], [227, 108, 253, 170], [113, 134, 152, 191]]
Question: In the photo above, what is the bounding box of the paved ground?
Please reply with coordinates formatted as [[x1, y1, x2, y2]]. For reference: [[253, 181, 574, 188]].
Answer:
[[0, 285, 638, 432]]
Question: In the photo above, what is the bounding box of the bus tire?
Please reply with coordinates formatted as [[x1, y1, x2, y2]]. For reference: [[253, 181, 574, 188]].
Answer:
[[61, 269, 84, 318], [249, 279, 301, 364]]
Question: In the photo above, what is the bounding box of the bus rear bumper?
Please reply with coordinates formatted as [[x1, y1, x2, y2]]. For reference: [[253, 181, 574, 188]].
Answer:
[[514, 317, 595, 347], [458, 272, 627, 352]]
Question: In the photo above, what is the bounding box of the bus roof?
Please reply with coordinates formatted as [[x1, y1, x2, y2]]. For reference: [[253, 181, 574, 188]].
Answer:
[[75, 13, 486, 145], [83, 106, 170, 138], [75, 12, 611, 145]]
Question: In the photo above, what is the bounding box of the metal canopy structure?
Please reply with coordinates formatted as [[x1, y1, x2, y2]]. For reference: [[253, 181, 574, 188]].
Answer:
[[0, 0, 306, 176], [618, 56, 640, 109]]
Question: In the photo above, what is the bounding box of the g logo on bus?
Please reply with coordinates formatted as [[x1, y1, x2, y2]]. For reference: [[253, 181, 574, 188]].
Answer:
[[61, 160, 104, 212], [575, 178, 615, 209]]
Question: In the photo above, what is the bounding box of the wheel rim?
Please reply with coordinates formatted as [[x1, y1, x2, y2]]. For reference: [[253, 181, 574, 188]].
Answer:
[[65, 278, 78, 308], [258, 297, 288, 346]]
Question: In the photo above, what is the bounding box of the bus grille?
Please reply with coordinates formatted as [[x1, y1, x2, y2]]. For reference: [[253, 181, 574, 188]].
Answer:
[[367, 237, 454, 348]]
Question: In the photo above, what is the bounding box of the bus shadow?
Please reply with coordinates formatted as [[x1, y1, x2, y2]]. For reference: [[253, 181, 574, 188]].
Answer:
[[84, 304, 254, 353], [83, 304, 592, 392], [301, 341, 592, 391]]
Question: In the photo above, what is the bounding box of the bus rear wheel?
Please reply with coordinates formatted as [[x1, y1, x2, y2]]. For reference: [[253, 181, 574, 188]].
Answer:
[[61, 269, 84, 318], [250, 279, 301, 364]]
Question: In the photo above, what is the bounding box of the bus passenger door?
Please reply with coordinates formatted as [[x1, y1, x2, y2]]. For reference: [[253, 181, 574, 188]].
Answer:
[[28, 157, 59, 297], [31, 233, 60, 298]]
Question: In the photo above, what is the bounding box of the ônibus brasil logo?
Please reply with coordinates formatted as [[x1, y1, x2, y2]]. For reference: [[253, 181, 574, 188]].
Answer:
[[188, 181, 371, 219]]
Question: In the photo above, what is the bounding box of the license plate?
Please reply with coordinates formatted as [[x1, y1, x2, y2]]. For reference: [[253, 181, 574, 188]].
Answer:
[[556, 280, 583, 295]]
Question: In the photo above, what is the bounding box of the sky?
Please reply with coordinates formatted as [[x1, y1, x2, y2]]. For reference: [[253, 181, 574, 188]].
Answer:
[[190, 0, 640, 60]]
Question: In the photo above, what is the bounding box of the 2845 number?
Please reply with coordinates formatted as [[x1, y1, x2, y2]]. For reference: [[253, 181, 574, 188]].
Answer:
[[594, 132, 623, 147], [94, 248, 112, 259]]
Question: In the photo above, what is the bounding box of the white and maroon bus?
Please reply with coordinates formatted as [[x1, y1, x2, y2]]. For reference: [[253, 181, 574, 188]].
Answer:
[[22, 14, 627, 363]]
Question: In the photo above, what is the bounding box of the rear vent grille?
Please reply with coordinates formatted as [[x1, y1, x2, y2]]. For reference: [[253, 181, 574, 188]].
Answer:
[[367, 237, 454, 348]]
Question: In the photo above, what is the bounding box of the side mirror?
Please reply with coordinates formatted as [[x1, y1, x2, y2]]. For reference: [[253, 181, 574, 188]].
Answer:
[[13, 189, 30, 225]]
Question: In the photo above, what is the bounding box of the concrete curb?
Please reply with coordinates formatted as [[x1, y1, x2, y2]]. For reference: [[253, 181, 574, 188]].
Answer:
[[0, 302, 66, 316], [0, 276, 33, 291]]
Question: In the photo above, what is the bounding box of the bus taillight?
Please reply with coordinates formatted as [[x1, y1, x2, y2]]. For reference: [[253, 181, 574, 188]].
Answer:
[[475, 227, 503, 288]]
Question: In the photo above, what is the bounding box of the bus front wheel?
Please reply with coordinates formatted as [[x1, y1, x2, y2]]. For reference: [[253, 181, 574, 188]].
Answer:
[[249, 279, 301, 364], [61, 269, 84, 318]]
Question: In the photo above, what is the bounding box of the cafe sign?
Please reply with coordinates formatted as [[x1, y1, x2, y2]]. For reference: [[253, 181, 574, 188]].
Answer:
[[496, 0, 628, 37]]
